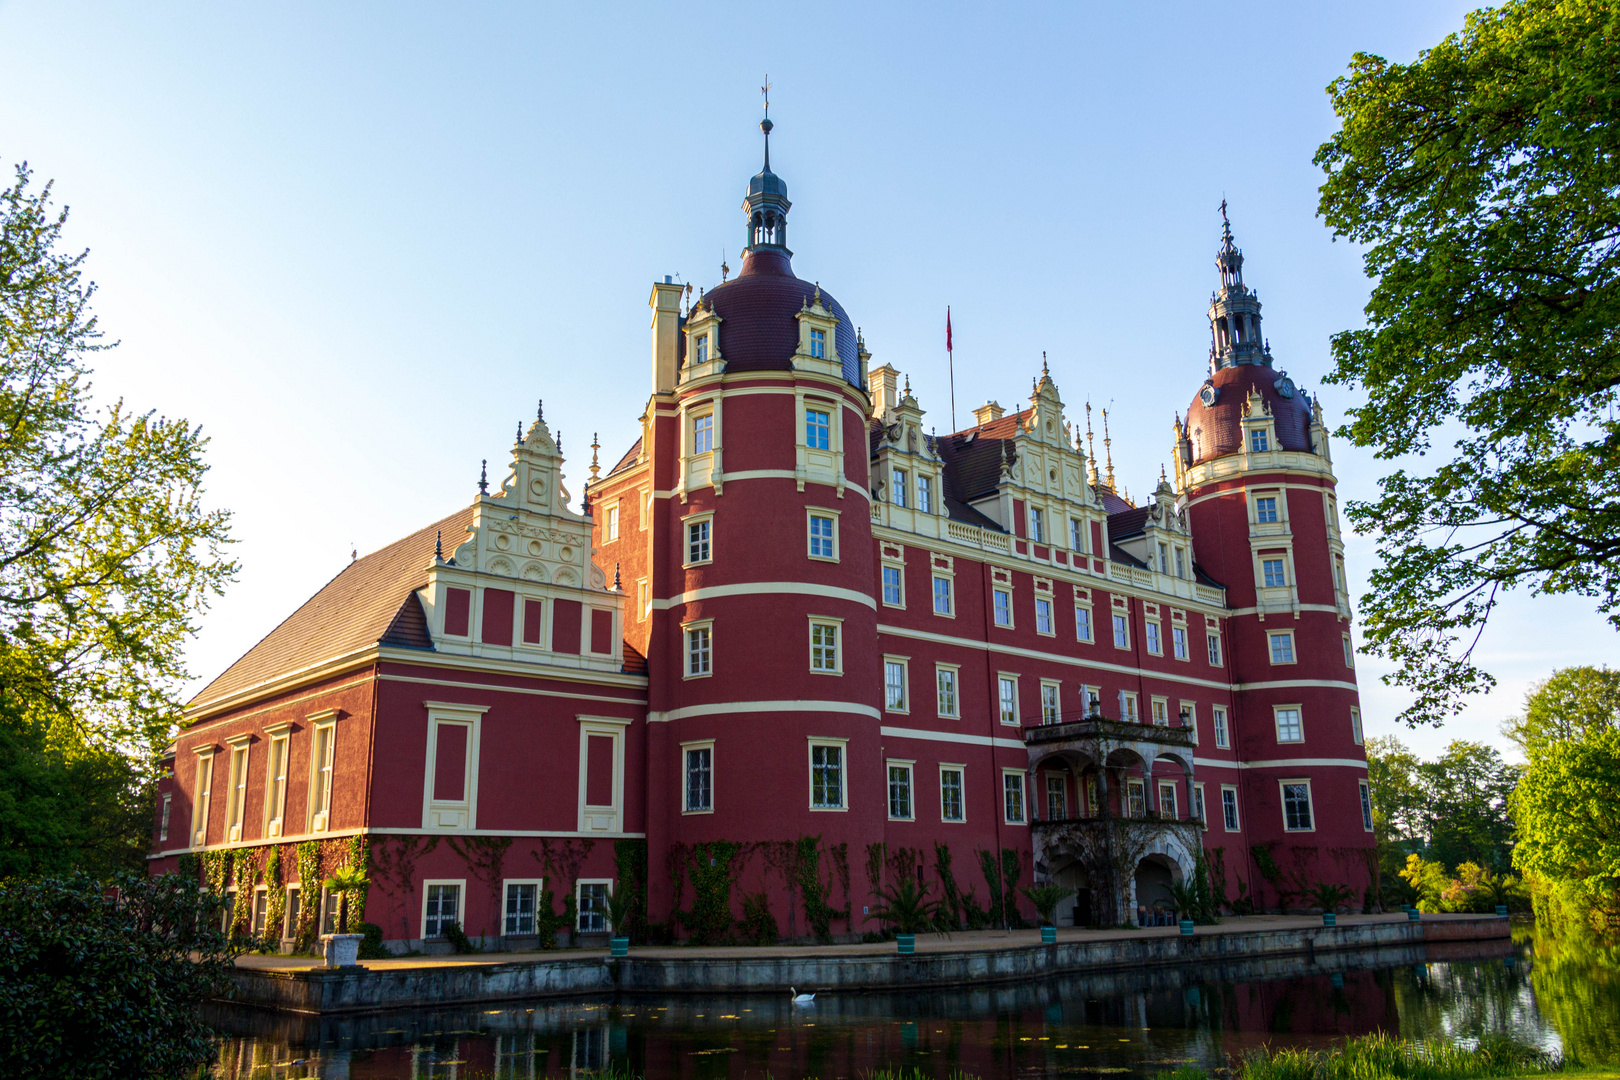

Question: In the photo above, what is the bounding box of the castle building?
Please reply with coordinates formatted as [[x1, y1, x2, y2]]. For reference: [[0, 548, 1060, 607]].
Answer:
[[149, 120, 1375, 949]]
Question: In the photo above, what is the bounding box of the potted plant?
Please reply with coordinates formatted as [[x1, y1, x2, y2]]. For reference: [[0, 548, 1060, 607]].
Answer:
[[1020, 883, 1075, 944], [320, 864, 369, 967], [870, 879, 939, 954], [1307, 882, 1351, 926], [606, 883, 635, 958]]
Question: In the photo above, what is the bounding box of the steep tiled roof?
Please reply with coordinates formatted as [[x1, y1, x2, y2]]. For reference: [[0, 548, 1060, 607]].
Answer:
[[1106, 506, 1151, 540], [938, 413, 1023, 503], [1185, 363, 1312, 465], [606, 437, 643, 479], [188, 507, 473, 712], [700, 249, 861, 386]]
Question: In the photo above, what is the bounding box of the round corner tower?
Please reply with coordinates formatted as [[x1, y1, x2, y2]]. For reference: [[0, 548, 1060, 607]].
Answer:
[[1171, 209, 1376, 910]]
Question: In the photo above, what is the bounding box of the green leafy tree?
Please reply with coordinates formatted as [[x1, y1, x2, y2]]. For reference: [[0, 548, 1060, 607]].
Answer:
[[0, 162, 235, 758], [1504, 664, 1620, 755], [1419, 740, 1520, 873], [1510, 727, 1620, 898], [1314, 0, 1620, 726]]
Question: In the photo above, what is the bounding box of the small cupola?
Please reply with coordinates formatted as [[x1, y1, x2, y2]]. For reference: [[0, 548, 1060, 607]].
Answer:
[[743, 100, 791, 256], [1207, 202, 1271, 372]]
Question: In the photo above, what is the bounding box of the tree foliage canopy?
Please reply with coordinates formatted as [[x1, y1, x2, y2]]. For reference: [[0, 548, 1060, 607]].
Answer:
[[1510, 727, 1620, 893], [1504, 663, 1620, 754], [0, 162, 235, 755], [1315, 0, 1620, 726], [1365, 737, 1519, 874]]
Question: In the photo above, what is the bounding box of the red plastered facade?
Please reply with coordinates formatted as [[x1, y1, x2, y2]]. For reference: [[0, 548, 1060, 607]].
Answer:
[[149, 141, 1373, 950]]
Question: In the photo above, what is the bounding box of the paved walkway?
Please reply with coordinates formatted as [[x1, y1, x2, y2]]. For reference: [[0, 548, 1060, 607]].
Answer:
[[236, 912, 1485, 973]]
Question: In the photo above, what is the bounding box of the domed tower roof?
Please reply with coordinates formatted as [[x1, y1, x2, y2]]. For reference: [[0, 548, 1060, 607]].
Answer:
[[1183, 205, 1312, 465], [693, 108, 863, 388]]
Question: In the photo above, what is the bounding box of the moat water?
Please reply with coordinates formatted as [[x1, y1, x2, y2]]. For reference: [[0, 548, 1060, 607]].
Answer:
[[205, 926, 1619, 1079]]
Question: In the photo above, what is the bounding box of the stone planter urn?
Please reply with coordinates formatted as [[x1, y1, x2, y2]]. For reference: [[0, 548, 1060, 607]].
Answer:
[[896, 933, 915, 955], [1322, 912, 1337, 927], [322, 933, 364, 968], [1040, 925, 1057, 944]]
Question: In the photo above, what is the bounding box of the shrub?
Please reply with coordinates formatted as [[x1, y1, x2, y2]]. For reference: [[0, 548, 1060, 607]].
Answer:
[[356, 921, 390, 960], [439, 920, 478, 954]]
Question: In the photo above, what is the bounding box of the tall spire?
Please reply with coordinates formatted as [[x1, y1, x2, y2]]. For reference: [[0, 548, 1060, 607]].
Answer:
[[1208, 201, 1271, 372], [743, 86, 791, 257], [1102, 408, 1116, 490], [1085, 403, 1099, 486]]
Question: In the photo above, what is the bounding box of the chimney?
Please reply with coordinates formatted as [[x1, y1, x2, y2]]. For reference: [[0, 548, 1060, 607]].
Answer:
[[972, 400, 1005, 426], [869, 363, 901, 417], [649, 277, 683, 395]]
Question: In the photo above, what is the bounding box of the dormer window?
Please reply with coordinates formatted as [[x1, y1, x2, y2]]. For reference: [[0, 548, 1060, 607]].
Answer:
[[810, 329, 826, 359], [1029, 508, 1045, 543], [917, 476, 933, 514], [695, 335, 709, 365], [1250, 429, 1270, 452], [806, 409, 830, 450], [891, 469, 908, 508]]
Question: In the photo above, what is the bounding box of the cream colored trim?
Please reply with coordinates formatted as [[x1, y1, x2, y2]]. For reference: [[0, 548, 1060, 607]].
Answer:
[[653, 581, 876, 611], [377, 671, 645, 703], [147, 825, 651, 859], [878, 622, 1232, 691], [1226, 603, 1343, 618], [878, 725, 1025, 750], [1192, 756, 1369, 770], [1236, 678, 1359, 692], [1181, 478, 1337, 512], [647, 699, 879, 723], [710, 470, 871, 500], [577, 718, 626, 833]]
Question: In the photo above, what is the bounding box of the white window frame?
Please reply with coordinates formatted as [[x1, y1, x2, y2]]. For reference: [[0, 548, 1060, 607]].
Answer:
[[1193, 782, 1207, 827], [691, 411, 715, 456], [1002, 769, 1027, 825], [1150, 696, 1169, 727], [1126, 778, 1147, 818], [605, 501, 621, 542], [263, 722, 291, 838], [422, 703, 487, 832], [1045, 772, 1068, 820], [992, 587, 1013, 628], [883, 655, 910, 714], [683, 619, 713, 679], [1112, 612, 1130, 650], [224, 735, 251, 843], [806, 508, 840, 562], [1213, 705, 1230, 748], [935, 663, 960, 719], [932, 574, 955, 617], [576, 716, 629, 833], [917, 474, 933, 514], [1157, 780, 1178, 820], [1207, 631, 1223, 666], [886, 759, 915, 821], [939, 764, 966, 823], [1261, 557, 1287, 589], [1359, 780, 1375, 832], [1274, 705, 1305, 745], [307, 710, 339, 834], [1268, 630, 1297, 665], [1075, 604, 1094, 643], [682, 511, 714, 567], [809, 327, 827, 359], [1351, 706, 1364, 746], [997, 674, 1019, 727], [576, 879, 612, 934], [1221, 785, 1241, 831], [1040, 680, 1061, 725], [1029, 506, 1045, 543], [1343, 633, 1356, 668], [1254, 494, 1280, 523], [501, 878, 545, 936], [1280, 779, 1316, 832], [681, 740, 714, 814], [808, 616, 843, 675], [1172, 625, 1188, 661], [1034, 596, 1054, 636], [880, 562, 905, 608], [1082, 685, 1102, 716], [421, 879, 466, 939], [159, 792, 172, 843], [1145, 620, 1163, 656], [1119, 691, 1139, 722], [808, 738, 848, 811], [1070, 517, 1087, 553], [890, 466, 908, 507]]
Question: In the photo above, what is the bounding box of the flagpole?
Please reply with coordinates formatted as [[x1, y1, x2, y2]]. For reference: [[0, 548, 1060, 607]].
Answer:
[[947, 306, 957, 431]]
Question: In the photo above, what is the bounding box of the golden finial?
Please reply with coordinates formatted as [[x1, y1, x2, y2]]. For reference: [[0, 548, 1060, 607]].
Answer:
[[1102, 407, 1116, 490], [589, 433, 601, 482], [1084, 402, 1099, 486]]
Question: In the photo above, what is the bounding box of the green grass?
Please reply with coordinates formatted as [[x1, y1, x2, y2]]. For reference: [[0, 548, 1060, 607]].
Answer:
[[1156, 1034, 1574, 1080]]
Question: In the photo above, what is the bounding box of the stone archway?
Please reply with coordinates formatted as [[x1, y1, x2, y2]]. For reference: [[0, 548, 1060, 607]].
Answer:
[[1049, 859, 1093, 927], [1127, 827, 1200, 925]]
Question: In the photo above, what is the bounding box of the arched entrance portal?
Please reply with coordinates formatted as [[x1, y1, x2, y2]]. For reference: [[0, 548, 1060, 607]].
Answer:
[[1050, 860, 1093, 927]]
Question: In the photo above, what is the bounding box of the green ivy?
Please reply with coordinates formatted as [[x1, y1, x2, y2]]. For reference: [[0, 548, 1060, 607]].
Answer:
[[294, 841, 321, 951], [613, 839, 648, 942], [933, 842, 965, 930], [200, 850, 228, 895], [263, 847, 284, 948], [175, 852, 200, 885], [739, 891, 778, 944], [344, 834, 371, 933], [682, 840, 741, 944], [229, 850, 254, 937]]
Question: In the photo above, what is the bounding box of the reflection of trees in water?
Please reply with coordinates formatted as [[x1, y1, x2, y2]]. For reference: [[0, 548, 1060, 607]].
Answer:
[[1530, 928, 1620, 1065], [1391, 954, 1544, 1047]]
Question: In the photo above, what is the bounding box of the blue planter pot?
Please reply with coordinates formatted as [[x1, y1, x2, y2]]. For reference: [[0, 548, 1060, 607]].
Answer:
[[1179, 919, 1195, 936], [1041, 925, 1057, 944], [1407, 908, 1422, 921], [1322, 913, 1337, 927], [1495, 905, 1509, 917], [610, 936, 629, 958], [897, 934, 915, 955]]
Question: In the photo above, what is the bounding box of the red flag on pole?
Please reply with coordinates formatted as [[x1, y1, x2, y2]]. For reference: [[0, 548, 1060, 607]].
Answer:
[[946, 306, 953, 353]]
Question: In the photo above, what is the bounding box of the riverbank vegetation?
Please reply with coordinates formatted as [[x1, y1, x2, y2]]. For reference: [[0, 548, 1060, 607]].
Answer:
[[1158, 1034, 1572, 1080]]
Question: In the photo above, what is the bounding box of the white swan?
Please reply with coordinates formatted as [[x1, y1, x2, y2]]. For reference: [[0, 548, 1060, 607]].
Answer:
[[789, 987, 816, 1004]]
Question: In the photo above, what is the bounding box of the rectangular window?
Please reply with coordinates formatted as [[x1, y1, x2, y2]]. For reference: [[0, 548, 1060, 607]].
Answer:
[[1359, 780, 1375, 832], [692, 413, 714, 455], [1262, 557, 1286, 588], [809, 327, 826, 358], [809, 621, 840, 673], [808, 514, 836, 559], [993, 589, 1012, 627], [682, 745, 713, 812], [1087, 776, 1100, 817], [636, 582, 649, 618], [1127, 779, 1146, 818], [523, 598, 546, 644], [1213, 706, 1230, 748], [1083, 686, 1101, 716], [695, 333, 709, 365], [1343, 634, 1355, 668], [891, 468, 908, 507], [884, 660, 908, 712], [283, 886, 300, 939], [1175, 548, 1187, 578], [1029, 507, 1045, 543], [881, 565, 904, 606], [932, 575, 954, 616], [225, 742, 250, 841], [686, 519, 711, 564], [1180, 702, 1197, 741], [936, 666, 959, 718], [1207, 632, 1223, 666], [1075, 606, 1093, 642], [577, 882, 609, 933], [685, 625, 711, 677], [1145, 621, 1162, 655], [1351, 707, 1364, 746], [606, 504, 620, 541], [1070, 518, 1085, 552], [940, 767, 965, 822], [1282, 782, 1314, 831], [1150, 698, 1169, 726], [1193, 783, 1207, 826], [806, 409, 831, 449], [1158, 781, 1178, 819], [1112, 613, 1129, 649], [251, 889, 268, 937], [1003, 772, 1026, 825], [1158, 542, 1169, 573], [811, 744, 844, 809], [1045, 774, 1067, 820], [190, 755, 212, 846], [1120, 691, 1139, 722], [1035, 597, 1053, 634], [1221, 786, 1241, 831], [998, 676, 1018, 726], [504, 882, 539, 935], [424, 882, 462, 937], [1275, 707, 1304, 743], [1172, 626, 1188, 660], [917, 475, 933, 514], [1269, 631, 1296, 664], [1250, 428, 1270, 452], [1041, 682, 1060, 725], [310, 721, 335, 831], [1255, 496, 1279, 523], [888, 763, 913, 820], [265, 735, 289, 837]]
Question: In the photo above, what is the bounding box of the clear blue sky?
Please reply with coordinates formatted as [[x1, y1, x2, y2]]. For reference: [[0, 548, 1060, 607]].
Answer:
[[2, 1, 1608, 761]]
